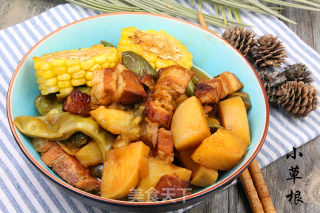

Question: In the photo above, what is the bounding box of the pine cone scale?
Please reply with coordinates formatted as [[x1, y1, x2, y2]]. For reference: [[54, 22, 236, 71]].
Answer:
[[222, 26, 257, 57], [276, 81, 318, 117], [282, 63, 314, 83], [253, 34, 287, 68]]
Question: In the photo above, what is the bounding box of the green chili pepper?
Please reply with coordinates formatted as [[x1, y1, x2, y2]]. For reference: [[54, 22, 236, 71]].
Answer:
[[14, 112, 115, 161], [228, 92, 252, 110], [34, 94, 63, 116], [121, 51, 158, 78], [186, 81, 196, 97], [75, 86, 91, 95], [191, 76, 200, 85], [61, 132, 89, 149], [100, 40, 115, 47], [89, 164, 103, 179]]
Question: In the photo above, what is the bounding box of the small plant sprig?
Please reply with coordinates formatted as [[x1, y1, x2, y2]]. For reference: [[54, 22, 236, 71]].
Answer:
[[66, 0, 320, 28]]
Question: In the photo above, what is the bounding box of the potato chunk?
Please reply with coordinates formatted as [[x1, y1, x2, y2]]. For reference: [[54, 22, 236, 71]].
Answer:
[[191, 165, 218, 187], [177, 150, 218, 187], [135, 157, 191, 201], [75, 141, 102, 167], [191, 128, 247, 170], [218, 97, 251, 145], [176, 150, 197, 171], [90, 106, 133, 134], [171, 96, 210, 151], [100, 142, 150, 199]]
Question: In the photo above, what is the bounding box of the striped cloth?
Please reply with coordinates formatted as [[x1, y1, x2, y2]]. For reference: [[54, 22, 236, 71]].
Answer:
[[0, 2, 319, 213]]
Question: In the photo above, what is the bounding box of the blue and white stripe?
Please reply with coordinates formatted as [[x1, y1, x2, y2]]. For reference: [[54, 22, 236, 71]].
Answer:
[[0, 2, 319, 212]]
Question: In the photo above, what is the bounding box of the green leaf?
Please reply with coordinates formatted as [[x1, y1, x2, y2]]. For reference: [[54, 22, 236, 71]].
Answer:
[[100, 40, 115, 47]]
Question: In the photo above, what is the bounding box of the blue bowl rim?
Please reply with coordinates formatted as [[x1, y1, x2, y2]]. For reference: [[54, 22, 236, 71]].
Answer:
[[7, 12, 269, 207]]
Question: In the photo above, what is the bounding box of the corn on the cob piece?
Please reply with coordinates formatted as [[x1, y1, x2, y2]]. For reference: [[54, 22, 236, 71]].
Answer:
[[33, 45, 119, 96], [117, 27, 193, 70]]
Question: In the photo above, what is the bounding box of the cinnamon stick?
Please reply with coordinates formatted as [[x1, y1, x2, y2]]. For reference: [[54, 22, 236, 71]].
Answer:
[[249, 159, 276, 213], [240, 169, 265, 213]]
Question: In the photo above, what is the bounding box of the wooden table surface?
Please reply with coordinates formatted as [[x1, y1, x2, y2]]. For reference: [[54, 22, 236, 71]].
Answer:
[[1, 0, 319, 212]]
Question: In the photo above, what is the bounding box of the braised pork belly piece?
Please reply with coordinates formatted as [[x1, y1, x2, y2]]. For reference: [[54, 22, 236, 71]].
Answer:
[[91, 67, 117, 106], [117, 68, 147, 104], [140, 118, 159, 151], [139, 75, 155, 91], [155, 128, 174, 163], [91, 64, 147, 106], [152, 175, 190, 199], [63, 89, 91, 116], [32, 138, 100, 193], [195, 71, 243, 104], [145, 65, 194, 128]]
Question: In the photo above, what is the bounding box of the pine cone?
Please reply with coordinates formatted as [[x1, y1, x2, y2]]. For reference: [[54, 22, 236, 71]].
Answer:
[[258, 69, 286, 105], [222, 26, 256, 57], [277, 81, 318, 117], [253, 34, 287, 68], [282, 63, 313, 84]]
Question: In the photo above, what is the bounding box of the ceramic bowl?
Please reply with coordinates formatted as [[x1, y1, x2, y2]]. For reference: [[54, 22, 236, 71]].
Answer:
[[7, 13, 269, 212]]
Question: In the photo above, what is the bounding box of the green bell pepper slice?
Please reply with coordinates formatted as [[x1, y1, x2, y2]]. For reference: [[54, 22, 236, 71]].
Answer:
[[14, 112, 114, 161]]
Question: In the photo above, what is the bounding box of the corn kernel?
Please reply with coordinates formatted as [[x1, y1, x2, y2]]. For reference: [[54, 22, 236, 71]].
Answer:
[[94, 54, 107, 64], [118, 39, 131, 45], [142, 52, 157, 63], [46, 86, 59, 93], [67, 65, 81, 74], [51, 59, 65, 67], [80, 59, 95, 70], [34, 61, 41, 70], [41, 70, 55, 79], [35, 70, 41, 77], [130, 45, 142, 55], [85, 72, 93, 80], [44, 77, 57, 86], [72, 70, 85, 79], [109, 62, 116, 68], [37, 76, 45, 83], [39, 62, 51, 71], [57, 73, 71, 81], [89, 64, 101, 71], [156, 59, 176, 70], [121, 26, 135, 37], [41, 90, 49, 95], [71, 78, 86, 86], [53, 66, 67, 75], [146, 29, 158, 34], [66, 59, 79, 66], [92, 44, 104, 49], [60, 87, 73, 95], [117, 45, 131, 53], [57, 81, 71, 88], [86, 80, 92, 87], [101, 62, 109, 68], [38, 84, 46, 90], [150, 62, 156, 68], [107, 48, 118, 58]]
